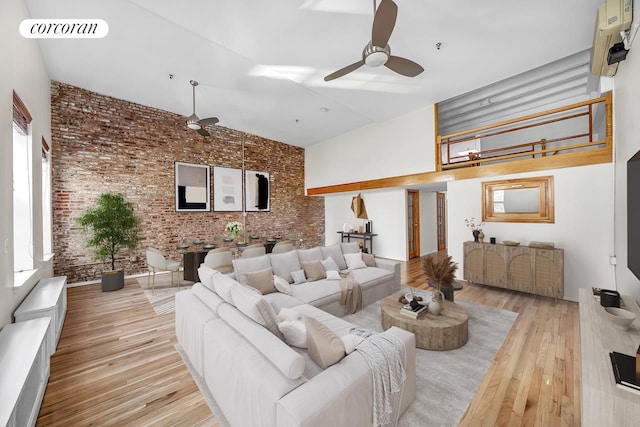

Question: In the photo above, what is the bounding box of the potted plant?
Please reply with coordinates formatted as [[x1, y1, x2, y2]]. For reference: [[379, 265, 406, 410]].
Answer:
[[77, 193, 141, 291], [421, 254, 458, 306]]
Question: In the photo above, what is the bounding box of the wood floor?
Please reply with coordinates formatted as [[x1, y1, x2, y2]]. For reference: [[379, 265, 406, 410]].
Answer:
[[38, 255, 579, 426]]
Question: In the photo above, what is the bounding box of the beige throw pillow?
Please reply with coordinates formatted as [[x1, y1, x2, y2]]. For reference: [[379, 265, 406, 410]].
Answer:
[[305, 316, 346, 369], [302, 260, 326, 282], [362, 252, 376, 267], [246, 267, 277, 295]]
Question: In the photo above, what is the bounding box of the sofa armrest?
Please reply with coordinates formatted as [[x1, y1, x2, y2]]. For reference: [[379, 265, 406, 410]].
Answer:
[[374, 258, 401, 292], [276, 326, 416, 427]]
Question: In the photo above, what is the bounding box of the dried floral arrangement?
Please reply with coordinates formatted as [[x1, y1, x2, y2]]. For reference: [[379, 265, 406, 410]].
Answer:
[[465, 217, 484, 231], [421, 255, 458, 292]]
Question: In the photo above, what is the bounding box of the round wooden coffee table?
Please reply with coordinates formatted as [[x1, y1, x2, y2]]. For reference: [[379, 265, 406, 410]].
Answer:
[[380, 294, 469, 350]]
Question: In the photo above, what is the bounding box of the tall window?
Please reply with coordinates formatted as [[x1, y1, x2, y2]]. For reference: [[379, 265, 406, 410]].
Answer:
[[13, 91, 34, 273], [42, 138, 52, 256]]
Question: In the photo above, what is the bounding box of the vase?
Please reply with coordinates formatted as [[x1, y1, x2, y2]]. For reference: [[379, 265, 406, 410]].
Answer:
[[478, 231, 485, 243], [230, 231, 237, 240], [428, 300, 442, 315], [472, 230, 480, 242]]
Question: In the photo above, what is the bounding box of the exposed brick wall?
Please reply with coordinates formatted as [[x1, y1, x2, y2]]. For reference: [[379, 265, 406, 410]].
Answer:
[[51, 81, 324, 283]]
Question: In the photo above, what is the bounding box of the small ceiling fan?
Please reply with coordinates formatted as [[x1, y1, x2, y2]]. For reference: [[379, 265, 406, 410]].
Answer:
[[186, 80, 219, 136], [324, 0, 424, 82]]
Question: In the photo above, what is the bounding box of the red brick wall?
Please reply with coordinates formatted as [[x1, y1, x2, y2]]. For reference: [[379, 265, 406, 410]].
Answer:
[[51, 81, 324, 283]]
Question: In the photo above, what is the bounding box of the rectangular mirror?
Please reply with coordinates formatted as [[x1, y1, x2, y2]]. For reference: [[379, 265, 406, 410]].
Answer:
[[175, 162, 210, 212], [482, 176, 554, 223]]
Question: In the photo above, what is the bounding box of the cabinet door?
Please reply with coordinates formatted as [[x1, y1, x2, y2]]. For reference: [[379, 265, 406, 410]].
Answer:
[[532, 248, 564, 298], [484, 245, 508, 288], [506, 246, 532, 293], [463, 242, 484, 283]]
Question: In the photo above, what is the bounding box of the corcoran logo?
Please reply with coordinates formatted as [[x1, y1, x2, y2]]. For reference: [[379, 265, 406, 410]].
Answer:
[[19, 19, 109, 39]]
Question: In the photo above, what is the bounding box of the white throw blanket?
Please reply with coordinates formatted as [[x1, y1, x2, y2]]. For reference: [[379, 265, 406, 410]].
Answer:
[[355, 333, 406, 427]]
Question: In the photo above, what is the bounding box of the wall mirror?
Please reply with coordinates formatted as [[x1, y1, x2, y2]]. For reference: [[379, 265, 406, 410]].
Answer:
[[175, 162, 210, 212], [482, 176, 554, 223]]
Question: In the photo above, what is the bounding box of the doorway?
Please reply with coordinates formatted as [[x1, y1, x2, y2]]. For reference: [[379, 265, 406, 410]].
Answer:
[[407, 190, 420, 259], [437, 192, 447, 251]]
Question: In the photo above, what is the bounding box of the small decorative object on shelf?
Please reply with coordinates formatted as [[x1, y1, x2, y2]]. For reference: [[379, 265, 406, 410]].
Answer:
[[465, 217, 484, 242], [225, 221, 243, 240]]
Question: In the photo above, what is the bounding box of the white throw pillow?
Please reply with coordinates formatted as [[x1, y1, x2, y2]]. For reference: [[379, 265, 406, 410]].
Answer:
[[320, 257, 340, 272], [273, 275, 293, 295], [277, 307, 303, 322], [344, 252, 367, 270], [278, 320, 307, 348], [291, 269, 307, 284], [341, 334, 365, 354], [326, 270, 341, 280]]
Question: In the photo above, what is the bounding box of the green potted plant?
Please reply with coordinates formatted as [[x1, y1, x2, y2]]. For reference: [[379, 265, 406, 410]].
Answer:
[[77, 193, 141, 291]]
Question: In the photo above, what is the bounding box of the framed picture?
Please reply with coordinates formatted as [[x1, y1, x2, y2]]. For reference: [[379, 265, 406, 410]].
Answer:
[[245, 170, 270, 211], [175, 162, 210, 212], [214, 166, 243, 211]]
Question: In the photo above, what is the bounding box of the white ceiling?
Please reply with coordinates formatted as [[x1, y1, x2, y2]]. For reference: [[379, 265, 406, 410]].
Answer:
[[26, 0, 603, 147]]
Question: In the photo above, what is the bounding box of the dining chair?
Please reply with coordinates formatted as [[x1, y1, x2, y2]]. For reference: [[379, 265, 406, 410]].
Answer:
[[271, 240, 294, 254], [240, 245, 267, 258], [204, 248, 234, 274], [146, 248, 181, 295]]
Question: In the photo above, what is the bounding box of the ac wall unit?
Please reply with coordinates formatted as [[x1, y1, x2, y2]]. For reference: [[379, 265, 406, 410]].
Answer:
[[590, 0, 633, 77]]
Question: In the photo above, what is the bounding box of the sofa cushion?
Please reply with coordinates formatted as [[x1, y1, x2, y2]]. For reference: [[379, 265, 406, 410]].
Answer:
[[278, 320, 307, 348], [212, 272, 237, 304], [197, 265, 218, 291], [340, 241, 360, 254], [362, 252, 376, 267], [269, 251, 302, 284], [320, 257, 339, 272], [192, 283, 226, 313], [347, 266, 393, 289], [289, 280, 341, 306], [246, 267, 278, 295], [230, 282, 283, 340], [305, 315, 346, 369], [297, 247, 323, 264], [321, 244, 347, 270], [302, 260, 326, 282], [344, 252, 367, 270], [273, 275, 293, 295], [233, 254, 272, 285], [263, 292, 305, 313]]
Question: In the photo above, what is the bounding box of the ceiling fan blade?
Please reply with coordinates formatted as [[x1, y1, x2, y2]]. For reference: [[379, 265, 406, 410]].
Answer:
[[324, 59, 366, 81], [385, 55, 424, 77], [371, 0, 398, 48], [200, 117, 219, 126], [196, 128, 210, 137]]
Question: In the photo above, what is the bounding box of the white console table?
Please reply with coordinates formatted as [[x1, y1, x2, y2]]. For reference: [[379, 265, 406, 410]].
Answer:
[[579, 288, 640, 427], [0, 317, 51, 427], [14, 276, 67, 356]]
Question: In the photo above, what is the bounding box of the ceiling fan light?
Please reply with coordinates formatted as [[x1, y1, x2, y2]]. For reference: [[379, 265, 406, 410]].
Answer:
[[186, 114, 201, 130], [365, 51, 389, 67]]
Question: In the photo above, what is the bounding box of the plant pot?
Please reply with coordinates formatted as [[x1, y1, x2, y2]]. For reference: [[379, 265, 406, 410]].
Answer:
[[102, 270, 124, 292]]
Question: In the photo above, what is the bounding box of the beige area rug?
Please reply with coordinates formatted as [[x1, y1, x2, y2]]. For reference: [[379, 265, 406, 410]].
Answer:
[[136, 273, 193, 316]]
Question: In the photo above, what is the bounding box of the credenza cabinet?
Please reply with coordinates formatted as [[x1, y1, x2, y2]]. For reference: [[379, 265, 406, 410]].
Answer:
[[463, 241, 564, 298]]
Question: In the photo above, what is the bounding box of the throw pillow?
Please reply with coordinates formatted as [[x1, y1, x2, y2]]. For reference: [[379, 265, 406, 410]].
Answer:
[[273, 275, 293, 295], [321, 244, 347, 270], [277, 307, 303, 322], [278, 320, 307, 348], [305, 315, 346, 369], [362, 252, 376, 267], [230, 283, 283, 340], [232, 254, 272, 285], [291, 269, 307, 284], [344, 252, 367, 270], [326, 270, 341, 280], [341, 334, 365, 354], [320, 257, 340, 272], [302, 260, 326, 281], [246, 267, 278, 295]]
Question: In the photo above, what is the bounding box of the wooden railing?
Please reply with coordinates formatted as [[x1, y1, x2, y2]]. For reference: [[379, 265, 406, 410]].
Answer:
[[436, 92, 612, 171]]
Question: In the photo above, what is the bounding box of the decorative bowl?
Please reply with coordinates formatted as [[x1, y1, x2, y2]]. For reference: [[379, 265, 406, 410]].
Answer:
[[502, 241, 520, 246], [203, 244, 215, 250], [177, 244, 190, 249], [604, 307, 637, 330]]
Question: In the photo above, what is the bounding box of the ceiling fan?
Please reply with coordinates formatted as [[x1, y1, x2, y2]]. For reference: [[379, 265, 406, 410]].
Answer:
[[186, 80, 219, 136], [324, 0, 424, 82]]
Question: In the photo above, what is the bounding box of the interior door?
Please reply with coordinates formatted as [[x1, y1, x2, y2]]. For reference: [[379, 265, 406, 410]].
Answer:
[[407, 190, 420, 259], [437, 192, 446, 251]]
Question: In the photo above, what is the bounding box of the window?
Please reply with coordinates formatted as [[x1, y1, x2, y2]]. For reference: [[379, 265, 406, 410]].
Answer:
[[42, 138, 52, 256]]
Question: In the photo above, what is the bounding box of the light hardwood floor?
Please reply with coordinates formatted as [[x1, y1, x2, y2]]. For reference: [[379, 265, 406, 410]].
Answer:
[[38, 255, 579, 426]]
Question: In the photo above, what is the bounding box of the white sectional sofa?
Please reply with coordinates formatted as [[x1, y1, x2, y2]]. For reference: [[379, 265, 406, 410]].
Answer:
[[175, 243, 416, 427]]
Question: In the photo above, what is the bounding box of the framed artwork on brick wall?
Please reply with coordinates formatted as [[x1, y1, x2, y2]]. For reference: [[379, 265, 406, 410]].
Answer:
[[175, 161, 210, 212], [245, 170, 270, 212], [213, 166, 242, 212]]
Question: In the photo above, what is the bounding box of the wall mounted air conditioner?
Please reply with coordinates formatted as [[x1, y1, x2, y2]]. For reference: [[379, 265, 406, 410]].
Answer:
[[590, 0, 633, 76]]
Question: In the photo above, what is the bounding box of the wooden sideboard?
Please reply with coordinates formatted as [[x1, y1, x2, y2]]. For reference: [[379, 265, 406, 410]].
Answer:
[[463, 241, 564, 298], [579, 288, 640, 426]]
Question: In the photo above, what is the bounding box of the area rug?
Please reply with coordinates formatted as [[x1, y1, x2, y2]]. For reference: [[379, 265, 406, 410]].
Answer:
[[176, 288, 517, 427], [136, 274, 193, 316]]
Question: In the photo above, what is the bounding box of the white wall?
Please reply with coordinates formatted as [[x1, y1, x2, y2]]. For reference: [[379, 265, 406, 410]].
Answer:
[[305, 105, 435, 189], [612, 40, 640, 303], [324, 189, 408, 260], [419, 190, 438, 256], [447, 164, 614, 302], [0, 0, 52, 328]]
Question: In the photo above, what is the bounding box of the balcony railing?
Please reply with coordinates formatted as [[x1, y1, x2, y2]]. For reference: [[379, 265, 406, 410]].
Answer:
[[436, 92, 612, 171]]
